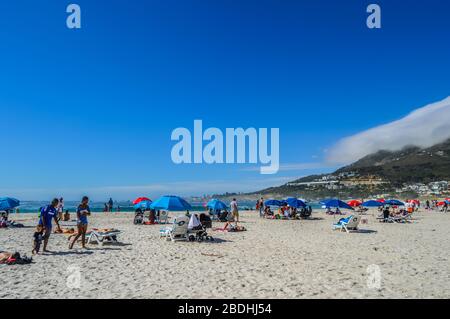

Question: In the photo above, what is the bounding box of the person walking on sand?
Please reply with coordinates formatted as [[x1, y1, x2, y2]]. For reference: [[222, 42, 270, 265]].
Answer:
[[257, 197, 264, 218], [38, 198, 62, 253], [69, 196, 91, 250], [230, 198, 239, 224], [108, 198, 114, 212]]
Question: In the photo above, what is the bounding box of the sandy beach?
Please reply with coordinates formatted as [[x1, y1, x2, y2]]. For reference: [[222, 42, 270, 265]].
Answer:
[[1, 210, 449, 299]]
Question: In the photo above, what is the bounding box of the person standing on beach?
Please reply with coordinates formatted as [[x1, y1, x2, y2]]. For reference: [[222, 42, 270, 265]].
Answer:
[[258, 197, 264, 218], [57, 197, 64, 221], [108, 198, 114, 212], [38, 198, 62, 252], [69, 196, 91, 249], [230, 198, 239, 224]]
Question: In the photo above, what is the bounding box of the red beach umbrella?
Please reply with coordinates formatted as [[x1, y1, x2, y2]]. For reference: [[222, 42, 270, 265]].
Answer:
[[133, 197, 151, 205], [376, 199, 386, 203], [347, 200, 362, 207]]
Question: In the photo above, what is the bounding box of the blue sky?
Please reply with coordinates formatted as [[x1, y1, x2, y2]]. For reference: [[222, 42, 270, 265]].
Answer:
[[1, 0, 450, 200]]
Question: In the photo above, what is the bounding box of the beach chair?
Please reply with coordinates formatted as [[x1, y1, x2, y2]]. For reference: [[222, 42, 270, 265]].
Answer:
[[333, 215, 360, 233], [87, 229, 121, 246], [159, 216, 189, 242], [158, 211, 169, 224], [392, 212, 413, 223]]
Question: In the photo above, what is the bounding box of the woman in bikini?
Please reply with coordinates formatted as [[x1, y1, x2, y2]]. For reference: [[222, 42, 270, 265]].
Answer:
[[69, 196, 91, 249]]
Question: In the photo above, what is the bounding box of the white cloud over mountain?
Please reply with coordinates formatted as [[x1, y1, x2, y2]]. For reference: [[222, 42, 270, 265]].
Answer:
[[327, 96, 450, 164]]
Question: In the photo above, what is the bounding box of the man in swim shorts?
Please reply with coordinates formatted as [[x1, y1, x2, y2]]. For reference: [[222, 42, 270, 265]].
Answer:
[[230, 198, 239, 225], [38, 198, 61, 252]]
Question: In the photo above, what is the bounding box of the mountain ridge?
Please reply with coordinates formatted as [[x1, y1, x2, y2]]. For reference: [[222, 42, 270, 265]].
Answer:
[[216, 139, 450, 200]]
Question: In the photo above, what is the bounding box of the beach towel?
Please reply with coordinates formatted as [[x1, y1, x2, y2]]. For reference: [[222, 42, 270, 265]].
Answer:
[[213, 225, 247, 232], [1, 252, 33, 265], [54, 228, 75, 234]]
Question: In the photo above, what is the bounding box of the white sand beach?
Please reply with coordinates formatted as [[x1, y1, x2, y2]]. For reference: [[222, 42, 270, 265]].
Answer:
[[1, 210, 450, 299]]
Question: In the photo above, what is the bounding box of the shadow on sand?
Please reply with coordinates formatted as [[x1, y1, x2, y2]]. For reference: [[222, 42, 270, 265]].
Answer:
[[349, 229, 378, 234], [44, 250, 94, 256]]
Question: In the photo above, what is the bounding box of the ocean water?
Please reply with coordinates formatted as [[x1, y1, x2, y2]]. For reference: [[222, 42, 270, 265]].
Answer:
[[13, 201, 207, 213], [12, 200, 321, 213]]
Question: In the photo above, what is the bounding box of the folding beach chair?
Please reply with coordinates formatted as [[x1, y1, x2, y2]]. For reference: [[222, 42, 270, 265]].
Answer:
[[376, 214, 395, 223], [158, 211, 169, 224], [160, 215, 189, 242], [333, 215, 360, 233], [392, 212, 413, 223], [87, 229, 121, 246]]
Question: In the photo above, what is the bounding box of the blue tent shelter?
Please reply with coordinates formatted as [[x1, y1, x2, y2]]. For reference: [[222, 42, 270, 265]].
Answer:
[[0, 197, 20, 211], [286, 197, 306, 208], [384, 199, 405, 206], [206, 199, 228, 211], [150, 195, 192, 211], [320, 199, 353, 210], [362, 200, 385, 208], [264, 199, 287, 207], [133, 200, 153, 210]]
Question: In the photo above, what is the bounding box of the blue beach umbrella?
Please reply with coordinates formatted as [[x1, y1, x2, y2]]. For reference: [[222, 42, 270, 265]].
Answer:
[[384, 199, 405, 206], [150, 195, 192, 211], [206, 199, 228, 211], [0, 197, 20, 211], [320, 199, 354, 210], [133, 200, 153, 210], [264, 199, 287, 207], [362, 200, 385, 208], [286, 197, 306, 208]]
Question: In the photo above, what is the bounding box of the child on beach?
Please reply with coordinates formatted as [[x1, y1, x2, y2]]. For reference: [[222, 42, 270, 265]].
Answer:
[[32, 225, 44, 255]]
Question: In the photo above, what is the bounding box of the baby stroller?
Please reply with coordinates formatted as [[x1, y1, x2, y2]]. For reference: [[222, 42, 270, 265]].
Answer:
[[218, 210, 230, 222], [299, 206, 312, 219], [187, 214, 213, 242], [199, 213, 212, 228], [134, 209, 144, 225]]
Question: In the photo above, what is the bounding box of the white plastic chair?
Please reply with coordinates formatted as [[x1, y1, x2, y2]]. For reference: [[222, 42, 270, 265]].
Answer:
[[87, 229, 121, 246], [332, 215, 360, 233], [160, 216, 189, 242]]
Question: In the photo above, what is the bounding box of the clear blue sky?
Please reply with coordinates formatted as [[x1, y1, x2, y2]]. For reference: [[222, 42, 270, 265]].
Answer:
[[1, 0, 450, 200]]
